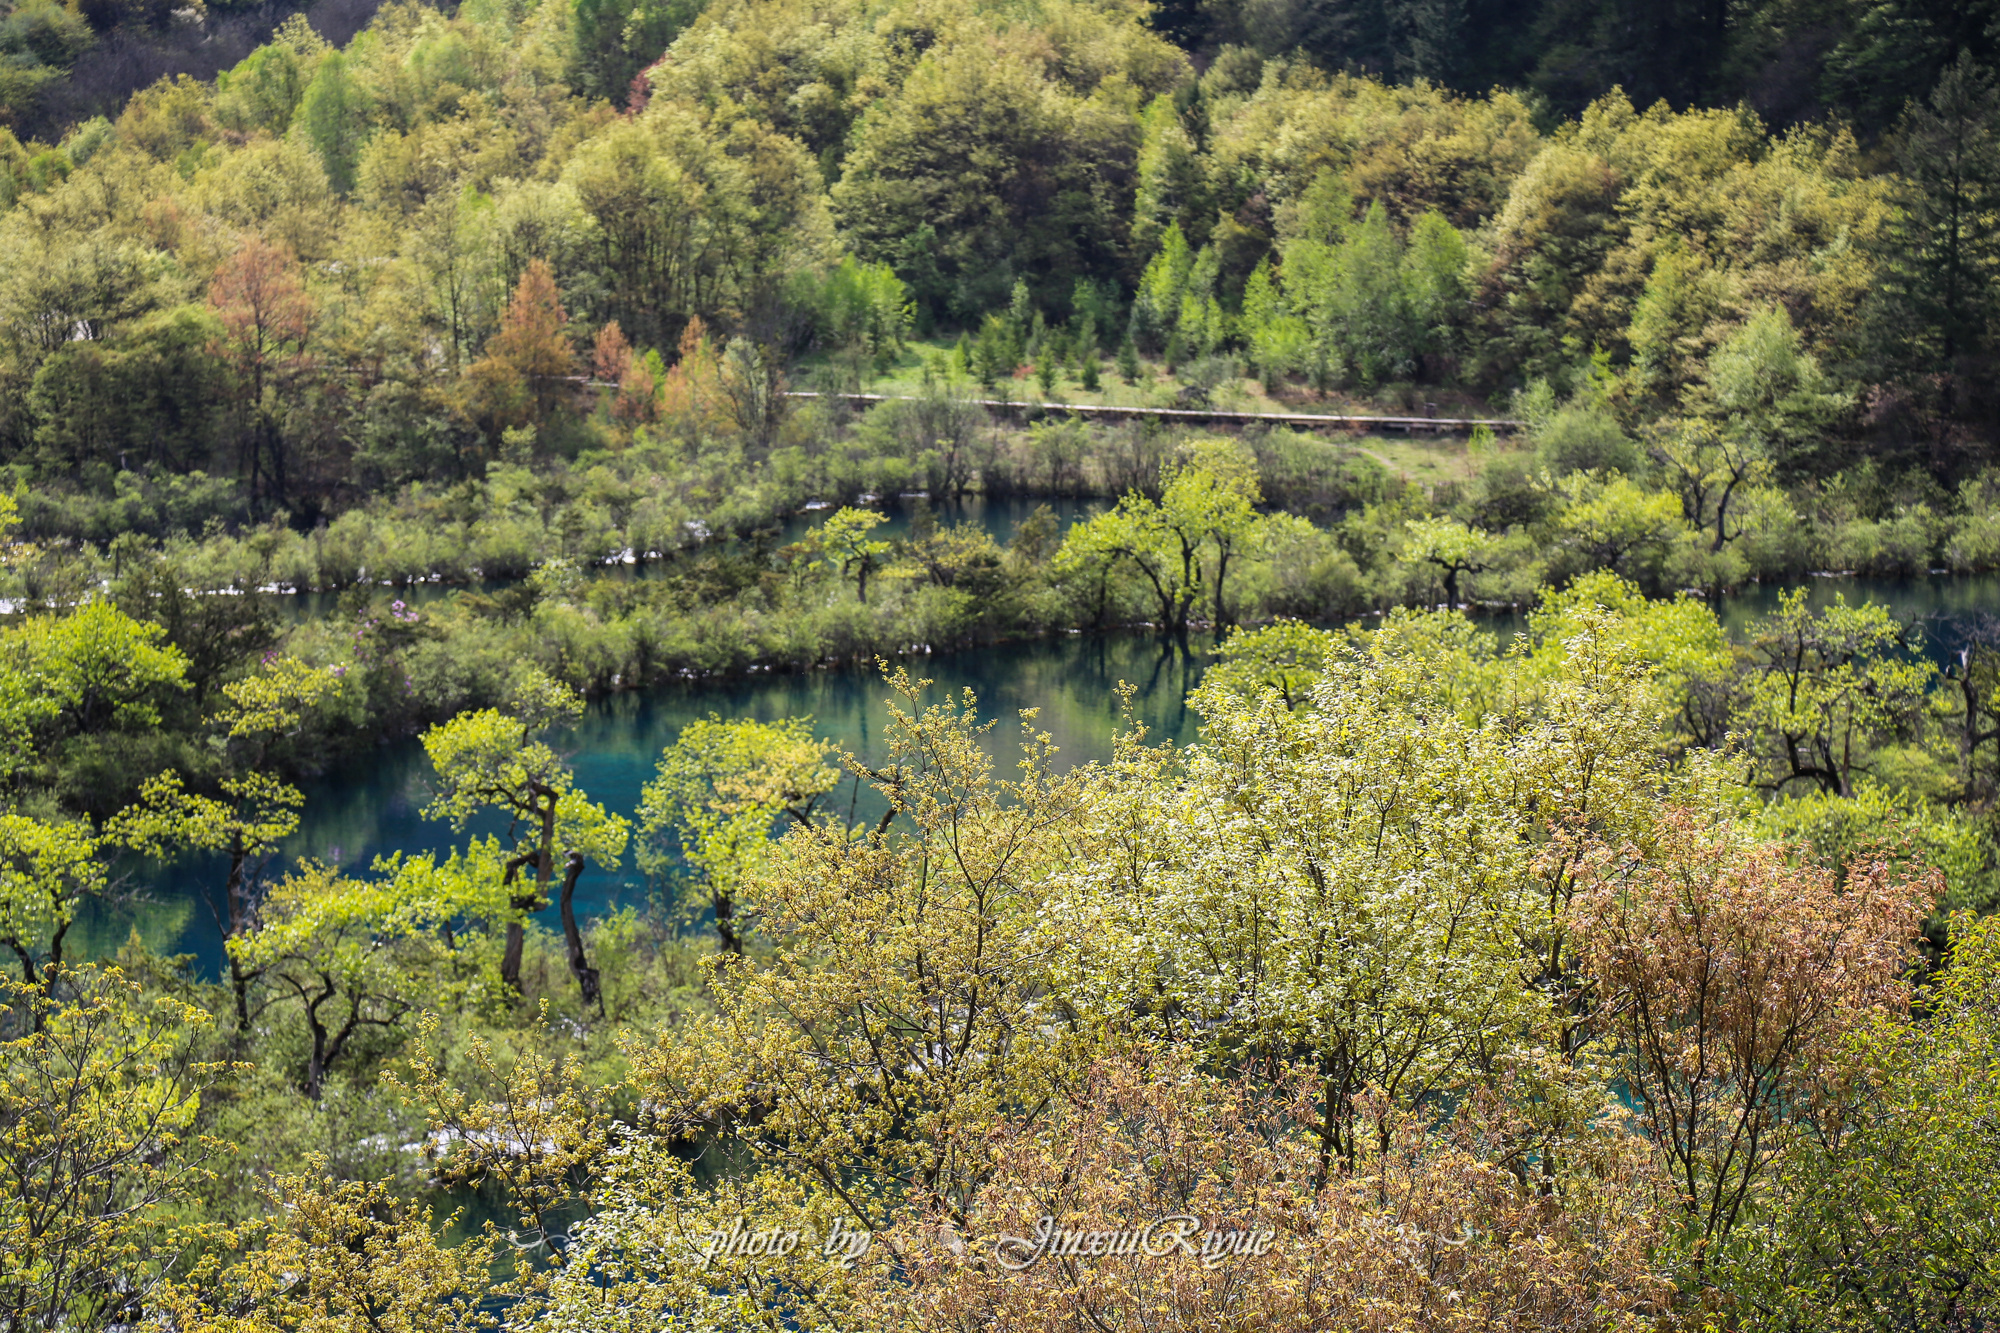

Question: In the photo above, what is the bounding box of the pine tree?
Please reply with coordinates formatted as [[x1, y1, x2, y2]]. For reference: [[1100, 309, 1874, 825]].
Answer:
[[974, 315, 1008, 391], [1880, 55, 2000, 381], [1117, 335, 1142, 384]]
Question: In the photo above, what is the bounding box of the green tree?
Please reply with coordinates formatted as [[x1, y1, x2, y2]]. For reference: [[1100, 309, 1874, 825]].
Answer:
[[829, 40, 1157, 313], [213, 17, 328, 137], [0, 601, 192, 820], [1647, 418, 1769, 555], [1340, 201, 1415, 385], [627, 671, 1103, 1280], [1056, 607, 1685, 1183], [1241, 258, 1311, 388], [1115, 333, 1141, 384], [108, 657, 337, 1033], [1130, 221, 1193, 352], [1033, 344, 1057, 398], [165, 1164, 500, 1333], [637, 716, 837, 954], [1879, 55, 2000, 380], [805, 507, 892, 604], [563, 110, 824, 351], [570, 0, 701, 105], [1694, 305, 1848, 479], [1131, 94, 1211, 264], [1941, 636, 2000, 802], [230, 856, 482, 1097], [972, 314, 1010, 391], [1056, 442, 1275, 636], [25, 303, 225, 481], [1627, 244, 1725, 407], [1281, 197, 1414, 388], [1401, 515, 1505, 609], [111, 551, 280, 707], [1401, 210, 1470, 363], [1200, 618, 1340, 709], [1542, 470, 1687, 586], [405, 186, 501, 378], [1735, 591, 1938, 797], [1077, 351, 1101, 392], [1721, 908, 2000, 1326], [8, 601, 188, 739], [0, 816, 105, 989], [814, 257, 911, 373], [293, 49, 369, 195], [420, 672, 629, 1004]]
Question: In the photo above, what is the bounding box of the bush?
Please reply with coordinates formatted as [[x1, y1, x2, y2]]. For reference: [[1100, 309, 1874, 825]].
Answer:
[[1534, 404, 1641, 476]]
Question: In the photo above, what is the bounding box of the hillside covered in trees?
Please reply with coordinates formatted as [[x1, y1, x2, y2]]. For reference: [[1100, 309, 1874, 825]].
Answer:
[[0, 0, 1996, 533], [6, 0, 2000, 1330]]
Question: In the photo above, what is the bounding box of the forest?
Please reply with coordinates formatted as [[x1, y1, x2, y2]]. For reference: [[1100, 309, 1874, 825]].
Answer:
[[5, 0, 2000, 1326]]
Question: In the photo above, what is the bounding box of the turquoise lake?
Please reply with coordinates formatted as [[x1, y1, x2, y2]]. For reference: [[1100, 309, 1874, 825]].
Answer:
[[91, 506, 2000, 977]]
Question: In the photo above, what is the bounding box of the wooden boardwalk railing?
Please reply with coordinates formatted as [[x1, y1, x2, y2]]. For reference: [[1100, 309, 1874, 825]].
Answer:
[[784, 391, 1521, 434]]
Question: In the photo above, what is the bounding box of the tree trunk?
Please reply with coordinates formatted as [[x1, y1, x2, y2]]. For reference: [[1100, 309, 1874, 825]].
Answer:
[[304, 984, 331, 1100], [1176, 534, 1200, 636], [500, 919, 528, 994], [1213, 545, 1232, 631], [558, 851, 602, 1014], [498, 797, 564, 997], [226, 834, 253, 1034], [498, 851, 539, 994], [45, 919, 68, 984], [715, 890, 745, 956]]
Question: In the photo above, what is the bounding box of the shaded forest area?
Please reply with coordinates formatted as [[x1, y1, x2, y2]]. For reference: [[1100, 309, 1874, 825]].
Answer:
[[2, 0, 382, 140], [13, 0, 1997, 142]]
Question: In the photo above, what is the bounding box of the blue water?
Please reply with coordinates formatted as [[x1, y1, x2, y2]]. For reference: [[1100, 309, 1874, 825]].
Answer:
[[90, 568, 2000, 975], [98, 631, 1210, 974]]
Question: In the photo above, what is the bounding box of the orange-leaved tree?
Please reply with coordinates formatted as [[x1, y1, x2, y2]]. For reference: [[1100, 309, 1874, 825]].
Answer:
[[592, 319, 657, 425], [1572, 809, 1931, 1268], [466, 258, 575, 437], [867, 1053, 1671, 1333], [209, 236, 313, 506]]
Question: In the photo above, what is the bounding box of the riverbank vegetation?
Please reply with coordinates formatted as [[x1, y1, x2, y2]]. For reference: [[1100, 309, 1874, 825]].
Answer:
[[0, 0, 1993, 757], [6, 0, 2000, 1324], [8, 593, 2000, 1329]]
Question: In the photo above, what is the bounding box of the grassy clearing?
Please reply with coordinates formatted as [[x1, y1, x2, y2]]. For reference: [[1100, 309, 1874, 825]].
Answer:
[[1350, 434, 1528, 488]]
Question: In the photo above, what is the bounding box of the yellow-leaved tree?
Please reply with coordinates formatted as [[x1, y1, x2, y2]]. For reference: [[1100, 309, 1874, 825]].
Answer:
[[637, 714, 837, 955], [0, 968, 231, 1331], [521, 669, 1115, 1328]]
